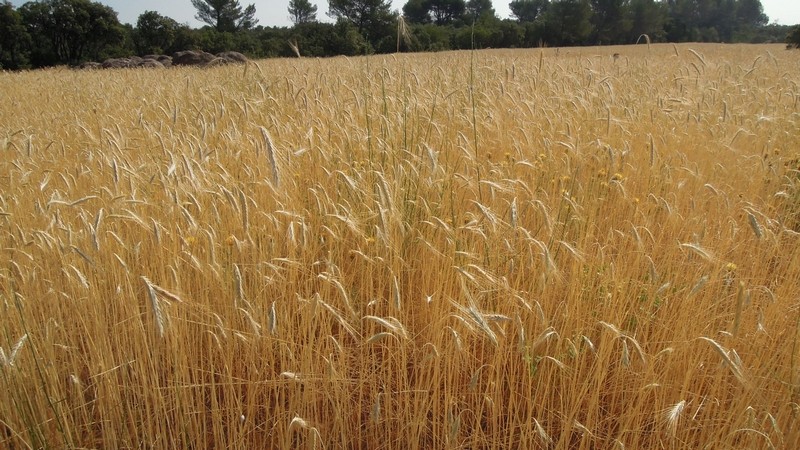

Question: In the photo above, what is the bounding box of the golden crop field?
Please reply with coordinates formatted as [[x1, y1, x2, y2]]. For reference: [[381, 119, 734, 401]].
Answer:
[[1, 43, 799, 449]]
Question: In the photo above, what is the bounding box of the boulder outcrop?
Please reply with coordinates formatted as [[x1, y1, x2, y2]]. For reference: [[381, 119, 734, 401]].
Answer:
[[79, 51, 247, 70]]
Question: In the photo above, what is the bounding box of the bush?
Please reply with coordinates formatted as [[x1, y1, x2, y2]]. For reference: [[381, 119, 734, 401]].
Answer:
[[786, 25, 800, 49], [412, 24, 454, 52]]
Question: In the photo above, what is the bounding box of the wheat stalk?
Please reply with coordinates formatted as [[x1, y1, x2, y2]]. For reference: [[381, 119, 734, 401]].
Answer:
[[260, 127, 280, 187], [141, 276, 166, 338], [661, 400, 687, 437], [697, 337, 748, 386], [0, 334, 28, 367]]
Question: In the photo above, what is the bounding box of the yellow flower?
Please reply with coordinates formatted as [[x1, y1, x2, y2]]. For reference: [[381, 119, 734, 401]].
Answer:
[[724, 262, 738, 272], [611, 173, 624, 181]]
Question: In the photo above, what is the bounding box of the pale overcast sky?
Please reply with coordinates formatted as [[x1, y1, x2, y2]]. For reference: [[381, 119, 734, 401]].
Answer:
[[8, 0, 800, 28]]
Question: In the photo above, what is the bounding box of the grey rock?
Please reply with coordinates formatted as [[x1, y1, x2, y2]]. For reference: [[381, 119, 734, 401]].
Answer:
[[217, 51, 248, 64], [172, 50, 217, 66], [101, 58, 135, 69], [137, 59, 164, 68]]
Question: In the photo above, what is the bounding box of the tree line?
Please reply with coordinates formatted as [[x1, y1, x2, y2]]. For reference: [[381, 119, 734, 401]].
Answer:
[[0, 0, 796, 70]]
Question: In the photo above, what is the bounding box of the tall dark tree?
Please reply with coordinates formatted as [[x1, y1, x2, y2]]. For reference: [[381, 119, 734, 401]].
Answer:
[[0, 1, 30, 68], [190, 0, 258, 32], [288, 0, 318, 25], [736, 0, 768, 29], [134, 10, 180, 54], [664, 0, 697, 41], [663, 0, 767, 42], [591, 0, 631, 43], [328, 0, 395, 46], [542, 0, 593, 45], [403, 0, 431, 24], [509, 0, 549, 22], [627, 0, 666, 41], [704, 0, 736, 41], [429, 0, 466, 25], [787, 25, 800, 48], [19, 0, 124, 65], [466, 0, 495, 21]]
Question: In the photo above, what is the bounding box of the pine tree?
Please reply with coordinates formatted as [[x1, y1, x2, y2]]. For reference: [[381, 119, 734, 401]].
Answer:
[[289, 0, 318, 25], [190, 0, 258, 32], [328, 0, 395, 45]]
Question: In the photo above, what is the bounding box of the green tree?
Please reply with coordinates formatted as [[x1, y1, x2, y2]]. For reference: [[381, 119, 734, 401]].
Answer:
[[0, 1, 30, 69], [289, 19, 367, 55], [19, 0, 124, 65], [195, 27, 235, 52], [133, 10, 181, 54], [787, 25, 800, 48], [496, 19, 524, 46], [411, 22, 456, 50], [706, 0, 736, 41], [627, 0, 666, 41], [520, 19, 547, 45], [542, 0, 593, 45], [747, 23, 789, 43], [289, 22, 333, 55], [736, 0, 768, 32], [466, 0, 495, 21], [429, 0, 466, 25], [509, 0, 549, 22], [190, 0, 258, 32], [172, 25, 199, 52], [403, 0, 431, 24], [18, 0, 54, 65], [288, 0, 318, 25], [328, 0, 395, 47], [664, 0, 767, 43], [591, 0, 631, 43], [664, 0, 697, 41]]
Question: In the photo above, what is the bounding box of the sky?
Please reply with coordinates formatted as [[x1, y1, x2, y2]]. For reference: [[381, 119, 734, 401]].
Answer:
[[8, 0, 800, 28]]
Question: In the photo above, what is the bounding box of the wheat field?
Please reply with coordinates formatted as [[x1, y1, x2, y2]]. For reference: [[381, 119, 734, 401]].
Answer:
[[1, 43, 799, 449]]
